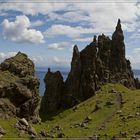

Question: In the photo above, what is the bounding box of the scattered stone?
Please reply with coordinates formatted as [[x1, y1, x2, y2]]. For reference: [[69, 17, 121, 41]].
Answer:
[[30, 134, 36, 138], [84, 116, 92, 123], [0, 126, 6, 135], [57, 132, 65, 138], [93, 104, 100, 112], [0, 134, 3, 138], [18, 130, 25, 137], [106, 101, 114, 106], [73, 105, 79, 111], [127, 114, 133, 119], [136, 112, 140, 116], [131, 135, 137, 139], [28, 125, 37, 136], [120, 131, 127, 138], [119, 124, 122, 127], [19, 118, 29, 126], [40, 130, 49, 137], [73, 123, 81, 128], [104, 133, 108, 137], [121, 117, 126, 122], [119, 114, 124, 117], [135, 131, 140, 136], [80, 122, 87, 128], [108, 89, 118, 93], [116, 110, 122, 114], [55, 125, 62, 131]]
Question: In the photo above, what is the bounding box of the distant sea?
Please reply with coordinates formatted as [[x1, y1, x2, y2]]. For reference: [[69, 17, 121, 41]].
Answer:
[[35, 68, 140, 96]]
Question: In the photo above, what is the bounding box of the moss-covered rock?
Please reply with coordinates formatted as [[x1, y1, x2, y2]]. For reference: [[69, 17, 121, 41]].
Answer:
[[0, 52, 40, 123]]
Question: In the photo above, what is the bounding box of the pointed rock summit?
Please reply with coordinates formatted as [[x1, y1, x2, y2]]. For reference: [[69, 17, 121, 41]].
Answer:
[[41, 19, 140, 115]]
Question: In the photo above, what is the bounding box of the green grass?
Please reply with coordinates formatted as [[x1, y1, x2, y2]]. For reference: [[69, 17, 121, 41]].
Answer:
[[1, 83, 140, 139]]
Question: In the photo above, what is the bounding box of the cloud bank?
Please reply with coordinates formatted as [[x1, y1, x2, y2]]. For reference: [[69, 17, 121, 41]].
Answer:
[[2, 15, 44, 44]]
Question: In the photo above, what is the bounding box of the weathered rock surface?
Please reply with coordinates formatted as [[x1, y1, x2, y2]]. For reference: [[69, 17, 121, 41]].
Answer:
[[0, 52, 40, 122], [41, 19, 140, 114], [40, 68, 64, 114], [61, 19, 138, 108], [15, 118, 37, 137]]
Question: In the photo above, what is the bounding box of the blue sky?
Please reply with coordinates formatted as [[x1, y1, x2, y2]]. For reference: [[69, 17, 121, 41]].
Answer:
[[0, 0, 140, 69]]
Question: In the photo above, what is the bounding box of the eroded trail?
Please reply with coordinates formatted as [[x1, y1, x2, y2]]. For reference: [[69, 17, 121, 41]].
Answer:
[[93, 91, 122, 134]]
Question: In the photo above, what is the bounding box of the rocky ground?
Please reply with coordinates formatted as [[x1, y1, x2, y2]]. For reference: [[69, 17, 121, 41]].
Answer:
[[0, 84, 140, 139]]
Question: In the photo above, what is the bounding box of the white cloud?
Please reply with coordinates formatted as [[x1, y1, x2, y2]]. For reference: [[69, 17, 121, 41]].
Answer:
[[46, 2, 140, 33], [31, 55, 70, 67], [31, 20, 44, 27], [127, 48, 140, 69], [47, 56, 70, 67], [0, 2, 140, 35], [0, 2, 67, 16], [47, 11, 90, 23], [48, 42, 72, 50], [0, 52, 17, 63], [44, 24, 94, 38], [73, 37, 93, 42], [1, 15, 44, 44]]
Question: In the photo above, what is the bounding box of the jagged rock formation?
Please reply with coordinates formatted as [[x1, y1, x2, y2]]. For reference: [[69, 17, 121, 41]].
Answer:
[[40, 69, 64, 114], [0, 52, 40, 123], [41, 19, 139, 114]]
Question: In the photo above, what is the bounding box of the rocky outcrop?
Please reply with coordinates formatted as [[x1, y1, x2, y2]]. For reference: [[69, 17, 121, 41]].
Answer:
[[0, 52, 34, 77], [41, 19, 140, 114], [40, 68, 64, 114], [63, 45, 82, 107], [0, 52, 40, 123]]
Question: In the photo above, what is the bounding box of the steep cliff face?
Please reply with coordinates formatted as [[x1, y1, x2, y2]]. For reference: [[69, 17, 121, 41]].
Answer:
[[41, 19, 139, 114], [63, 45, 82, 107], [0, 52, 40, 123], [40, 69, 64, 114]]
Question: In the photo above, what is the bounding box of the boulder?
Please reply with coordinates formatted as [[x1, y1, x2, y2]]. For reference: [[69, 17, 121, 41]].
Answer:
[[19, 118, 29, 126], [0, 52, 40, 123]]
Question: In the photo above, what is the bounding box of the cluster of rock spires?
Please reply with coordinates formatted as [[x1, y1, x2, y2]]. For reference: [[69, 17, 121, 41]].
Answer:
[[40, 19, 140, 115], [0, 19, 139, 121], [0, 52, 40, 123]]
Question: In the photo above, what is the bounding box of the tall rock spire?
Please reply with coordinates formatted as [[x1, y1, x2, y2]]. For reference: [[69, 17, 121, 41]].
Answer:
[[111, 19, 126, 72], [112, 19, 124, 42], [116, 19, 123, 33], [63, 45, 82, 107]]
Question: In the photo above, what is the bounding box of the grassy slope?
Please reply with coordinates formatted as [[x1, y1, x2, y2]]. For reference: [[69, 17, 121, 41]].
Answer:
[[1, 84, 140, 139]]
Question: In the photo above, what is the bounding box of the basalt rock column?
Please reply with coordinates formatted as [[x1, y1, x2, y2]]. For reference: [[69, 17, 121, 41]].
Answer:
[[63, 45, 82, 107], [111, 19, 126, 72], [40, 68, 64, 114]]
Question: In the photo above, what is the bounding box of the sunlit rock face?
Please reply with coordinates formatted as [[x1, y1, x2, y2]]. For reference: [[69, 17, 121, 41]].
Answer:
[[0, 52, 40, 123]]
